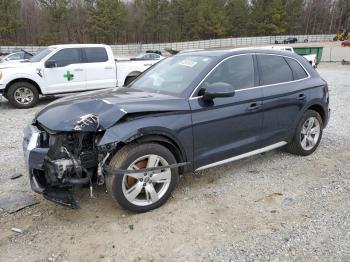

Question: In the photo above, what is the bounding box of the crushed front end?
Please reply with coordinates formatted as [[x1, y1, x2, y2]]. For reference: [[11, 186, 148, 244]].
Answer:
[[23, 121, 107, 209]]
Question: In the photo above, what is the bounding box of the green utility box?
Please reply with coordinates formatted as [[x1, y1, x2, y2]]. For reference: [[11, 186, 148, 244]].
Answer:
[[293, 47, 324, 63]]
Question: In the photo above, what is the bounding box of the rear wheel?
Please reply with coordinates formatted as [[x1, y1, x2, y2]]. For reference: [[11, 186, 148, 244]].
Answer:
[[286, 110, 323, 156], [105, 143, 179, 212], [124, 76, 137, 86], [7, 82, 39, 109]]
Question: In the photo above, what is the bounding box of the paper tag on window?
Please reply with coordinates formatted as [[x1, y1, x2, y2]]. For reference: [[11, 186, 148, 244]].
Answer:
[[179, 59, 197, 67]]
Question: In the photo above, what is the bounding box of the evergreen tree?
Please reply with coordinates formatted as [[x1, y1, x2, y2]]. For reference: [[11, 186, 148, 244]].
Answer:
[[87, 0, 127, 43], [171, 0, 226, 41], [39, 0, 70, 44], [0, 0, 21, 45], [250, 0, 286, 36], [282, 0, 303, 34], [142, 0, 171, 42], [266, 0, 286, 35], [1, 0, 349, 45], [197, 0, 227, 39], [180, 0, 203, 40], [226, 0, 250, 37], [169, 0, 191, 41]]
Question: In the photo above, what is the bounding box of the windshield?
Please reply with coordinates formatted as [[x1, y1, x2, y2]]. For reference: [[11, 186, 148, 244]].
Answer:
[[30, 48, 53, 62], [130, 55, 214, 96]]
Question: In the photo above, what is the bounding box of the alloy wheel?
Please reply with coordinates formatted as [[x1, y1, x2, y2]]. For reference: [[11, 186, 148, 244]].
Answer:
[[122, 154, 172, 206], [14, 87, 34, 105], [300, 116, 321, 151]]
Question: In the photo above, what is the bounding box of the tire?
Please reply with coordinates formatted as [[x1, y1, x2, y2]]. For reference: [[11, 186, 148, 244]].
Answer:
[[7, 82, 39, 109], [286, 110, 323, 156], [105, 143, 179, 213], [124, 76, 137, 86]]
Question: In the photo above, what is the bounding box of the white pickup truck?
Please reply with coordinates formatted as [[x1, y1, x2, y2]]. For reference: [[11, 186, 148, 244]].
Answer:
[[237, 45, 317, 68], [263, 46, 317, 68], [0, 44, 159, 108]]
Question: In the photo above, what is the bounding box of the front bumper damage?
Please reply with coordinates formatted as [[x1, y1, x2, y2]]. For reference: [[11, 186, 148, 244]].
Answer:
[[23, 124, 98, 209], [23, 123, 190, 209]]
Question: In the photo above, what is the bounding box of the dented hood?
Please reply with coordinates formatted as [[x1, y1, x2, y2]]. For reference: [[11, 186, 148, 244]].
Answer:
[[35, 87, 188, 132]]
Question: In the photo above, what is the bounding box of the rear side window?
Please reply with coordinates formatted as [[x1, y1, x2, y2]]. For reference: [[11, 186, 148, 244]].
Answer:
[[84, 47, 108, 63], [285, 58, 308, 80], [258, 55, 293, 85], [49, 48, 82, 67], [203, 55, 255, 90]]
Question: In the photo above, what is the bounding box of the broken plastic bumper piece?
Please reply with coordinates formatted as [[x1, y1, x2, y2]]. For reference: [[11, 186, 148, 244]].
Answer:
[[43, 188, 79, 209], [29, 169, 80, 209]]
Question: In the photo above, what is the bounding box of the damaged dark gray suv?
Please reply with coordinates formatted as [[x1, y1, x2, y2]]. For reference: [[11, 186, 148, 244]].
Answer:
[[23, 49, 330, 212]]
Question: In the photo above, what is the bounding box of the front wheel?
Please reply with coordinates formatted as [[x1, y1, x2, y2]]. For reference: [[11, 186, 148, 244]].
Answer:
[[105, 143, 179, 212], [7, 82, 39, 109], [286, 110, 323, 156]]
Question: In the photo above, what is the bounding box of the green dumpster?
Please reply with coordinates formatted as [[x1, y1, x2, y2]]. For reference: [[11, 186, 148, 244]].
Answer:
[[293, 47, 324, 64]]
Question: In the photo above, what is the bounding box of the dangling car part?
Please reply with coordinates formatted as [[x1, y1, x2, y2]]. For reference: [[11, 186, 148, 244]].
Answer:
[[23, 48, 330, 212]]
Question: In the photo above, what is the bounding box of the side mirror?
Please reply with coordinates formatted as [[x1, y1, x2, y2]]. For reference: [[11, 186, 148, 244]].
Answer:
[[202, 82, 235, 101], [45, 60, 57, 68]]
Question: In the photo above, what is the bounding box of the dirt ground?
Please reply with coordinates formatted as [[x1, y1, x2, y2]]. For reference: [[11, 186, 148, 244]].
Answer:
[[0, 63, 349, 262]]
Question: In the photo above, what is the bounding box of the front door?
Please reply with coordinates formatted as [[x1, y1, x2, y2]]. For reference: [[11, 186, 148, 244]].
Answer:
[[190, 54, 264, 170], [43, 48, 86, 94]]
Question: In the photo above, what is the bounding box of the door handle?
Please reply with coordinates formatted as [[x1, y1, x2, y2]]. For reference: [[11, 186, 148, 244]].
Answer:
[[248, 102, 262, 111], [74, 68, 84, 72], [297, 93, 307, 100], [104, 66, 112, 69]]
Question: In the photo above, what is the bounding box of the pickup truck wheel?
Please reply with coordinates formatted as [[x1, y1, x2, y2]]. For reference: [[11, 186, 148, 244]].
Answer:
[[7, 82, 39, 109], [286, 110, 323, 156], [105, 143, 179, 213]]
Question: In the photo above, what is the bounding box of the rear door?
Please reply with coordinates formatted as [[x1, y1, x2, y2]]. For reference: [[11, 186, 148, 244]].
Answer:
[[83, 47, 116, 90], [190, 54, 264, 170], [257, 54, 310, 147], [43, 48, 86, 93]]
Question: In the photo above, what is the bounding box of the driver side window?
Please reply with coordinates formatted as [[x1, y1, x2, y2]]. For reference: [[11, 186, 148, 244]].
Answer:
[[201, 55, 255, 92], [49, 48, 82, 67]]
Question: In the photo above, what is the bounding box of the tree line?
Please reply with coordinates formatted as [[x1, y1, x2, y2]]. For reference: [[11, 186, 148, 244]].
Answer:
[[0, 0, 350, 46]]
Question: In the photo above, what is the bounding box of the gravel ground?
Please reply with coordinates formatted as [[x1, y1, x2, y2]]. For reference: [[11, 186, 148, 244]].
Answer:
[[0, 63, 349, 262]]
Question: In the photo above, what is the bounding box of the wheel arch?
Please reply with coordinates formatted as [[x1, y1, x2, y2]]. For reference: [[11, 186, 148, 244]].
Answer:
[[130, 134, 187, 174], [5, 78, 42, 95], [307, 103, 326, 124], [287, 101, 328, 143], [127, 71, 141, 78], [112, 132, 189, 175]]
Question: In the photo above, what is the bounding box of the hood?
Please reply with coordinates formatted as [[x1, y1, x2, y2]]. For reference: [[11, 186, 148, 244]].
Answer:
[[35, 88, 189, 132], [0, 61, 33, 69]]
